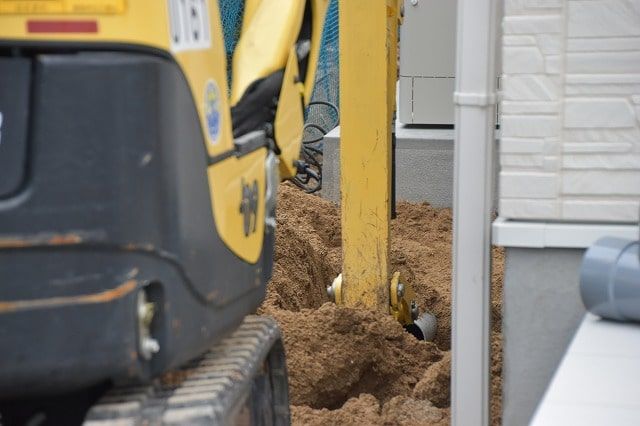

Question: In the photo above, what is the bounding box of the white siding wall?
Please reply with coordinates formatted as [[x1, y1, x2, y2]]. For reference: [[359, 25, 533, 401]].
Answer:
[[500, 0, 640, 223]]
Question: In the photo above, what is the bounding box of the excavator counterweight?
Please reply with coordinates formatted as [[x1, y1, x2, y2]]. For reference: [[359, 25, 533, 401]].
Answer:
[[0, 1, 327, 423]]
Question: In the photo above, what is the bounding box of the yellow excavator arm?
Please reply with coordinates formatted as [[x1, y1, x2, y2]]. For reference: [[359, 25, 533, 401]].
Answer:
[[230, 0, 329, 178]]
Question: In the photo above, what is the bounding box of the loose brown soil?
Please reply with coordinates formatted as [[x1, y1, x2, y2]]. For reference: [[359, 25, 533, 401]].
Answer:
[[260, 183, 504, 425]]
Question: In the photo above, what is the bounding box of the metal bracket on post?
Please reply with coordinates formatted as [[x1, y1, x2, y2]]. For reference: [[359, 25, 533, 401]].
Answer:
[[389, 271, 414, 325], [329, 271, 423, 325], [328, 270, 437, 341]]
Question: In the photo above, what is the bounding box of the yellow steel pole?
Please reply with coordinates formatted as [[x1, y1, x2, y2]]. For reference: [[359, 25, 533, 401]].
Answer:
[[338, 0, 399, 312]]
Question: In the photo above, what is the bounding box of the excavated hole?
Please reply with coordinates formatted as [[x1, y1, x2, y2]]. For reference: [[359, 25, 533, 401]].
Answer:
[[259, 183, 505, 425]]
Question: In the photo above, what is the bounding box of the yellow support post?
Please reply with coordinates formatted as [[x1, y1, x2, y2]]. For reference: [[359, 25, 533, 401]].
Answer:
[[338, 0, 400, 312]]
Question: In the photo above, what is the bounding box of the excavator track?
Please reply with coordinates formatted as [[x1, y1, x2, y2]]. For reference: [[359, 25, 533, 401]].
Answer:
[[83, 316, 290, 426]]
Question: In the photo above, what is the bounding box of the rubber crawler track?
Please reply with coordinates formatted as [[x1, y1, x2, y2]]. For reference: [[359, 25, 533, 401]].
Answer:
[[83, 316, 290, 426]]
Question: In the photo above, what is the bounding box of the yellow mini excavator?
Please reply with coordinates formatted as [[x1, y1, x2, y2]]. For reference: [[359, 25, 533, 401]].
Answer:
[[0, 0, 327, 424]]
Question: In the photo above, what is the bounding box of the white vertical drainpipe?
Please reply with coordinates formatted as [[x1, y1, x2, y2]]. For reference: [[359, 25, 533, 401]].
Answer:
[[451, 0, 499, 425]]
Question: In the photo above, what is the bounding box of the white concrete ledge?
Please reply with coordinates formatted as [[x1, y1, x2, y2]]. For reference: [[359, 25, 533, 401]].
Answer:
[[531, 314, 640, 426], [493, 217, 638, 248]]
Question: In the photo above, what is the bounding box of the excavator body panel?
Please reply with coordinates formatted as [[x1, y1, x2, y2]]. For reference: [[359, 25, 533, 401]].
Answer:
[[0, 0, 325, 401]]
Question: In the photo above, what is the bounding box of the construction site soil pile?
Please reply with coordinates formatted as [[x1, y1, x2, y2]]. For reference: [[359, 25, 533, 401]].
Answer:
[[259, 183, 504, 426]]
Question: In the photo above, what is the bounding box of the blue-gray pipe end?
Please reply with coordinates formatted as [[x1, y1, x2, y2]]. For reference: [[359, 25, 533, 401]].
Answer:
[[580, 237, 640, 323]]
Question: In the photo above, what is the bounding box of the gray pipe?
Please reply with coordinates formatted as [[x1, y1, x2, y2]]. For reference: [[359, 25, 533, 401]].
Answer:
[[580, 237, 640, 322]]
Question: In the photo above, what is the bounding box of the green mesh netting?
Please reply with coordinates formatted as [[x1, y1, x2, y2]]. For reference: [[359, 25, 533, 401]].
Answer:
[[305, 0, 339, 137], [218, 0, 245, 87]]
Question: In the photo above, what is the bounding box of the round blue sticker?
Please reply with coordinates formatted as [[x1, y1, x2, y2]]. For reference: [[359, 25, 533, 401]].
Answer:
[[204, 80, 220, 145]]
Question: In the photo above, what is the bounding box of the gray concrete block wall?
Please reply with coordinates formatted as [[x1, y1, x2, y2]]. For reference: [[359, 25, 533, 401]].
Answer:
[[322, 126, 455, 207], [322, 124, 499, 208], [502, 247, 586, 426]]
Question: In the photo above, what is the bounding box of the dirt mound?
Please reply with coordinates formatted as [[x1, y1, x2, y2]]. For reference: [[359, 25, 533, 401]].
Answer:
[[292, 394, 449, 426], [291, 395, 383, 426], [261, 183, 504, 425], [269, 303, 441, 409], [259, 185, 341, 312], [413, 352, 451, 408]]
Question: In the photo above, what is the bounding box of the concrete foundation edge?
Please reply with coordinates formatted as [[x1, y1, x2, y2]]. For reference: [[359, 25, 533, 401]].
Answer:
[[502, 247, 586, 426]]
